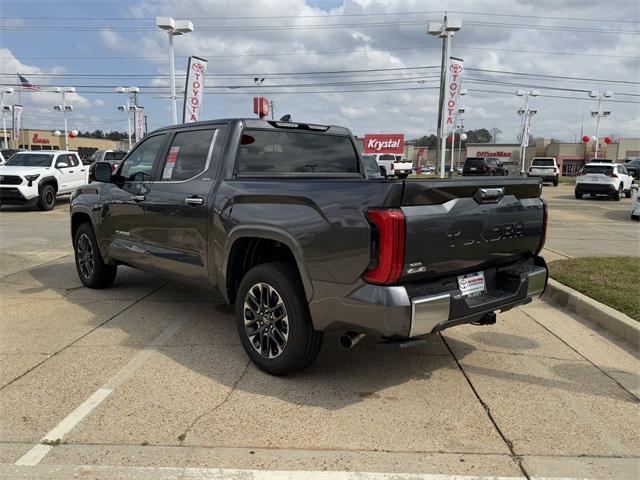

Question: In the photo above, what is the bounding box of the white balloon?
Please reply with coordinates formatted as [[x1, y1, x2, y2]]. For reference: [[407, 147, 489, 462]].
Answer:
[[53, 130, 61, 136], [590, 135, 597, 142], [460, 133, 468, 141], [71, 129, 79, 136]]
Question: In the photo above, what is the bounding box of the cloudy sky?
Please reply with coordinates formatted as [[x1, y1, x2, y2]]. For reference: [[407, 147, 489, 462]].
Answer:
[[1, 0, 638, 142]]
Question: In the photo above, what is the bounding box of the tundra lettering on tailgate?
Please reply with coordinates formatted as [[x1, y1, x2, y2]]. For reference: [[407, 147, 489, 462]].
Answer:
[[447, 222, 524, 248]]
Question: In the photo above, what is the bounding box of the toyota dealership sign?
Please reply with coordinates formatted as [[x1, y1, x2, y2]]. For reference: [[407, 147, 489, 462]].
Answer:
[[363, 134, 404, 154]]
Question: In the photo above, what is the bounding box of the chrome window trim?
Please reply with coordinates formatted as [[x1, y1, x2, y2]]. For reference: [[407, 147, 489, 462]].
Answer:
[[157, 128, 219, 184]]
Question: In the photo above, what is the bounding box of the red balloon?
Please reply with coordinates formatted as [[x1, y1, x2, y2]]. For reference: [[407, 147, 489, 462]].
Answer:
[[68, 132, 77, 138], [604, 136, 612, 144], [582, 135, 590, 143], [446, 135, 454, 144]]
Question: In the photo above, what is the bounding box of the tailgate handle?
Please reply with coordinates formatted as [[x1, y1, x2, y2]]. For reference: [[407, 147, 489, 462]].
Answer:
[[474, 187, 504, 204]]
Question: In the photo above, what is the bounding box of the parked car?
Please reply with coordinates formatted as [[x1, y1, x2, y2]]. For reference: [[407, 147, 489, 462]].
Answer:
[[361, 154, 384, 179], [0, 150, 86, 210], [632, 189, 640, 221], [528, 157, 559, 186], [623, 158, 640, 179], [575, 163, 634, 200], [462, 157, 509, 176], [373, 153, 413, 179], [87, 150, 127, 181], [70, 118, 548, 375]]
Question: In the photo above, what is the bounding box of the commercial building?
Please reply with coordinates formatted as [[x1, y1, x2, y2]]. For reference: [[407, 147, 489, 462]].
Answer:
[[1, 128, 126, 162]]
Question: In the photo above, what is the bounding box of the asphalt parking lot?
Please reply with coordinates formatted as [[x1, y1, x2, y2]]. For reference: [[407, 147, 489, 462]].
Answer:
[[0, 187, 639, 480]]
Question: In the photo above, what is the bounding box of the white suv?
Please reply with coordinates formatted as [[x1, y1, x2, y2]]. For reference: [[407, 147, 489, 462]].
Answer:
[[575, 163, 634, 201], [528, 157, 559, 186], [0, 150, 86, 210]]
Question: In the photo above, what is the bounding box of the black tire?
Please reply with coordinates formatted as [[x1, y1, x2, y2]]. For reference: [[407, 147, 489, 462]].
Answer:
[[625, 189, 632, 199], [37, 184, 56, 211], [235, 262, 323, 376], [553, 177, 559, 187], [74, 223, 117, 288], [380, 167, 387, 179], [575, 191, 583, 199], [613, 184, 622, 201]]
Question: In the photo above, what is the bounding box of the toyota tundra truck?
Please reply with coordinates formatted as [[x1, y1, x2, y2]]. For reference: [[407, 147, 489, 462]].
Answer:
[[70, 119, 548, 375]]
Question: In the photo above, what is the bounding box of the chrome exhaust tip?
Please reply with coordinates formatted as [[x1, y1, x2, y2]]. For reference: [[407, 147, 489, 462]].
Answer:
[[339, 332, 365, 350]]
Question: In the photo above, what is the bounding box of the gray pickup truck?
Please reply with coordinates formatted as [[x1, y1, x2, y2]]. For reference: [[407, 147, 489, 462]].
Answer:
[[70, 119, 548, 375]]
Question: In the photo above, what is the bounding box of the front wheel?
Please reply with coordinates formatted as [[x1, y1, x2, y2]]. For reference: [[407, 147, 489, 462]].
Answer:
[[625, 188, 632, 198], [37, 184, 56, 211], [235, 262, 323, 376], [74, 223, 117, 288], [575, 191, 583, 199]]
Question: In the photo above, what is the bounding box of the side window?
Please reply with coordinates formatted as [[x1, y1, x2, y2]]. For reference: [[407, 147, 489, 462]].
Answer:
[[119, 135, 166, 182], [54, 155, 68, 168], [236, 130, 359, 174], [160, 129, 216, 181], [68, 154, 79, 167]]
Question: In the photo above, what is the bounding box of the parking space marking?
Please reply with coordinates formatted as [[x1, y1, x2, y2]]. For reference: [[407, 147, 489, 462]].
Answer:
[[0, 464, 587, 479], [14, 317, 187, 467]]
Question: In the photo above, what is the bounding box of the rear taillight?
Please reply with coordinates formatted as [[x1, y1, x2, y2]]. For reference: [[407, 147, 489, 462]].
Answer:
[[536, 199, 548, 255], [362, 209, 405, 284]]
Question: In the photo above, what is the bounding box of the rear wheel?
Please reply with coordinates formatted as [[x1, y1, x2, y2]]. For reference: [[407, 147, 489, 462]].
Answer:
[[625, 188, 632, 198], [74, 223, 117, 288], [235, 262, 323, 376], [613, 184, 622, 201], [37, 184, 56, 211], [553, 177, 559, 187], [575, 191, 583, 199]]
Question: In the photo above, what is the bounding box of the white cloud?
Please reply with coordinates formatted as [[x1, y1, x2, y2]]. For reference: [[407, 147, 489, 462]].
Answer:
[[94, 99, 106, 107]]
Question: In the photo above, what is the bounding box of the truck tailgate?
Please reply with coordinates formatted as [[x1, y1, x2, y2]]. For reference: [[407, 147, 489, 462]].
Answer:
[[399, 177, 544, 282]]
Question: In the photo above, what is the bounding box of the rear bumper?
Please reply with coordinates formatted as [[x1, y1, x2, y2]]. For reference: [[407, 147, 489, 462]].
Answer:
[[309, 256, 548, 338], [528, 173, 557, 182], [575, 183, 617, 195]]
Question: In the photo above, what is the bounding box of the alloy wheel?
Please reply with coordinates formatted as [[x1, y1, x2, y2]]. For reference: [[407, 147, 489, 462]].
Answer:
[[76, 233, 95, 279], [243, 282, 289, 359]]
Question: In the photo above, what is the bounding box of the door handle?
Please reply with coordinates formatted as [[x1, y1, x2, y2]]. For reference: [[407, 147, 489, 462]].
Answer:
[[131, 195, 145, 202], [68, 170, 74, 173], [184, 196, 204, 206]]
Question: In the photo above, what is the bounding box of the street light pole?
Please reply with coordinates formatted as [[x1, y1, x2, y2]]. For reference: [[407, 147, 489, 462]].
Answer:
[[428, 16, 462, 179], [589, 90, 613, 159], [157, 17, 194, 125], [1, 88, 13, 149], [53, 87, 75, 151], [516, 89, 539, 175]]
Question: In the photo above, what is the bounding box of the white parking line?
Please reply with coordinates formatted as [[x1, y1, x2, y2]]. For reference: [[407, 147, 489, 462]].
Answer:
[[14, 318, 187, 467], [0, 464, 589, 480]]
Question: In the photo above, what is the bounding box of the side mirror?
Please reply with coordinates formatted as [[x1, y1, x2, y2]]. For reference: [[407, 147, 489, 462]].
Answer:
[[56, 162, 69, 168], [94, 161, 112, 183]]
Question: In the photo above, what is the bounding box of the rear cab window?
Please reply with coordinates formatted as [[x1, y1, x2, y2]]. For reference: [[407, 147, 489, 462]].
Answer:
[[236, 130, 360, 175], [378, 154, 396, 161]]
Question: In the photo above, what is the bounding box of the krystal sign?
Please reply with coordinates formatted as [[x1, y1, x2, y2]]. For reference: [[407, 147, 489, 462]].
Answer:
[[363, 134, 404, 154]]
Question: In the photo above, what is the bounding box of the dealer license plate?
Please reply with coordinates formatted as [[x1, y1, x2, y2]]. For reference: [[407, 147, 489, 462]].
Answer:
[[458, 271, 486, 297]]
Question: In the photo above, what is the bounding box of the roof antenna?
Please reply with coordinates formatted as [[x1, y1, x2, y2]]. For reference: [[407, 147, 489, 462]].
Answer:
[[279, 114, 291, 122]]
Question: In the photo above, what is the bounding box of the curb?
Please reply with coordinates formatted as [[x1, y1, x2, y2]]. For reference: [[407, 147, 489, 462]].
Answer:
[[543, 278, 640, 349]]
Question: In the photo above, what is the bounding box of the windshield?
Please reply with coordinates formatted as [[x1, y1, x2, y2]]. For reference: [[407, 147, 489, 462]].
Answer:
[[584, 165, 613, 175], [5, 153, 53, 167], [532, 159, 555, 167]]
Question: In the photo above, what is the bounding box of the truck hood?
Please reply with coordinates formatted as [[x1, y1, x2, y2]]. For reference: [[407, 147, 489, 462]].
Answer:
[[0, 166, 53, 176]]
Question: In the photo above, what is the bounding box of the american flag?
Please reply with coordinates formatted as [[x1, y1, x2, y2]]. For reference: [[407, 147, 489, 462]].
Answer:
[[17, 73, 41, 91]]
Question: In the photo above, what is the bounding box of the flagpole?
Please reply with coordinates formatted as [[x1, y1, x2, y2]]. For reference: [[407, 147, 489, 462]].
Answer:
[[16, 74, 24, 150]]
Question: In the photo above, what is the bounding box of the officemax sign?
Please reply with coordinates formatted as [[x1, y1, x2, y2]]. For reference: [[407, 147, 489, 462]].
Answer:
[[363, 134, 404, 154]]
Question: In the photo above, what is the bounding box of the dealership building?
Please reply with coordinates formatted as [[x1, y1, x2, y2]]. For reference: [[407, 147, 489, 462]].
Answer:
[[1, 128, 126, 161]]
